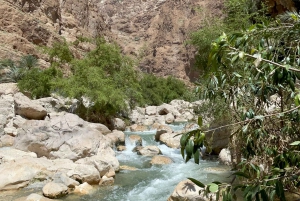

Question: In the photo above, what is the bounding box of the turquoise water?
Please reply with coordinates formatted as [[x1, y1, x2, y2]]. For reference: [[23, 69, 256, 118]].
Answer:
[[64, 125, 231, 201], [2, 124, 231, 201]]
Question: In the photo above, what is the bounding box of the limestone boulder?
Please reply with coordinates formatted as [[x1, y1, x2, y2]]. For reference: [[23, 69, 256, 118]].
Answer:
[[128, 135, 142, 146], [206, 119, 231, 154], [14, 92, 47, 120], [53, 173, 79, 188], [0, 150, 105, 191], [0, 94, 14, 135], [14, 113, 113, 161], [15, 193, 56, 201], [157, 103, 174, 115], [73, 182, 94, 195], [112, 118, 126, 131], [99, 176, 114, 186], [219, 148, 232, 166], [0, 147, 37, 163], [75, 154, 112, 177], [0, 83, 19, 95], [154, 124, 173, 141], [159, 132, 181, 149], [145, 106, 157, 115], [0, 135, 15, 147], [4, 127, 17, 136], [168, 179, 215, 201], [42, 182, 68, 199], [67, 164, 100, 184], [150, 155, 173, 165], [130, 124, 147, 132], [137, 146, 162, 156], [106, 130, 125, 146], [88, 122, 111, 135], [32, 96, 78, 113], [165, 113, 175, 124], [117, 145, 126, 151]]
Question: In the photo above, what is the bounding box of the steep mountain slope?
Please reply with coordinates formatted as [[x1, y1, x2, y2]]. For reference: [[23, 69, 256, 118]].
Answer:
[[0, 0, 299, 81], [98, 0, 223, 81], [0, 0, 112, 66]]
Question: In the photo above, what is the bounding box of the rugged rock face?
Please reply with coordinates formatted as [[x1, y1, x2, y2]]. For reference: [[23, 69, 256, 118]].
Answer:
[[2, 0, 298, 82], [97, 0, 224, 81], [0, 0, 112, 64]]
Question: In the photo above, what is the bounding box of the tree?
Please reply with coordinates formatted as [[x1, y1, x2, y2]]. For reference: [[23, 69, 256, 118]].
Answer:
[[182, 12, 300, 201]]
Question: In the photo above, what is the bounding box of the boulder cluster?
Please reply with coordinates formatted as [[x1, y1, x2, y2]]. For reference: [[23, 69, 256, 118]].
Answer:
[[0, 83, 122, 199], [0, 83, 232, 200]]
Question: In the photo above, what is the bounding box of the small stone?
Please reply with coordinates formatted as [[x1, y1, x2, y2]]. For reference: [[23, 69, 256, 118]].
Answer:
[[117, 145, 126, 151], [150, 155, 173, 165], [4, 127, 17, 137], [105, 168, 115, 178], [42, 182, 68, 199], [120, 165, 138, 171], [128, 135, 142, 146], [99, 176, 114, 186], [137, 146, 162, 156], [73, 182, 94, 195]]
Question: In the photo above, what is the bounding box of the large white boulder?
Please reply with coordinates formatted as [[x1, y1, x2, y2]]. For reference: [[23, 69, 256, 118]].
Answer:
[[0, 83, 19, 95], [105, 130, 125, 146], [145, 106, 157, 115], [112, 118, 126, 131], [137, 146, 162, 156], [168, 179, 215, 201], [219, 148, 232, 166], [150, 155, 173, 165], [159, 132, 181, 149], [14, 92, 47, 120], [42, 182, 68, 199]]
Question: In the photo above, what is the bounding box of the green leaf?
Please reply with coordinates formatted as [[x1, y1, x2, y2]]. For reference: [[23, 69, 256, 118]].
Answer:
[[194, 149, 200, 164], [275, 180, 286, 201], [188, 178, 205, 188], [198, 116, 203, 127], [294, 94, 300, 106], [185, 139, 194, 159], [254, 115, 264, 121], [232, 171, 250, 179], [181, 147, 185, 159], [290, 141, 300, 146], [233, 72, 242, 78], [208, 183, 219, 193], [260, 189, 269, 201]]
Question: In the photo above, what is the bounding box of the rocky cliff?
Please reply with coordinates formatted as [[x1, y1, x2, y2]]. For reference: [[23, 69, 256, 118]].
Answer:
[[1, 0, 299, 81], [0, 0, 112, 66]]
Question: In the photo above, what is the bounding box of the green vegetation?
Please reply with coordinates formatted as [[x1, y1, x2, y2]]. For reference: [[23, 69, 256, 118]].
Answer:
[[139, 74, 195, 106], [11, 38, 193, 124], [189, 0, 267, 71], [183, 8, 300, 201], [0, 55, 38, 83]]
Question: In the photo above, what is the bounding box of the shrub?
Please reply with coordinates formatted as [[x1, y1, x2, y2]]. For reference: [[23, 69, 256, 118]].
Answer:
[[139, 74, 195, 106], [18, 66, 63, 98]]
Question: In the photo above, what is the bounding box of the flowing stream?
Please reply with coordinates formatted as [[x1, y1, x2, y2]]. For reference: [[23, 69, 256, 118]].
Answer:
[[64, 123, 232, 201], [3, 124, 232, 201]]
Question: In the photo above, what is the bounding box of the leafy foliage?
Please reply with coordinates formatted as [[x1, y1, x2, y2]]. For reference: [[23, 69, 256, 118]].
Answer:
[[139, 74, 195, 106], [0, 55, 38, 83], [18, 67, 62, 98], [182, 11, 300, 201], [189, 0, 268, 71], [43, 39, 74, 66]]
